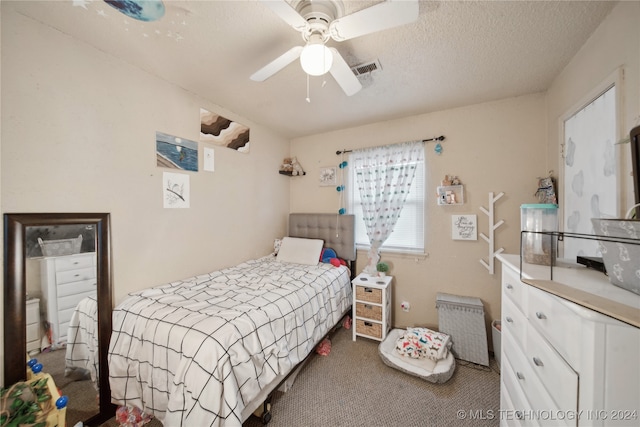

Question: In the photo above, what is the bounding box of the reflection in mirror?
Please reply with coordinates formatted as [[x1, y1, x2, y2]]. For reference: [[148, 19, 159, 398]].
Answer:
[[3, 213, 115, 426], [26, 224, 98, 424]]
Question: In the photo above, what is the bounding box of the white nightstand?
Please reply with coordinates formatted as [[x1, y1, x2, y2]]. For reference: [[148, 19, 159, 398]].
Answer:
[[352, 273, 392, 342], [26, 297, 41, 355]]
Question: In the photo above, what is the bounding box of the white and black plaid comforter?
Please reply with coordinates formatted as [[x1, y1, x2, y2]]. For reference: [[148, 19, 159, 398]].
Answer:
[[66, 295, 99, 388], [108, 256, 352, 426]]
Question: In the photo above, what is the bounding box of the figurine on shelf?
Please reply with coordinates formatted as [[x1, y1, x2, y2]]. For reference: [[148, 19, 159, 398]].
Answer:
[[279, 157, 294, 174], [442, 175, 453, 186], [291, 157, 305, 176]]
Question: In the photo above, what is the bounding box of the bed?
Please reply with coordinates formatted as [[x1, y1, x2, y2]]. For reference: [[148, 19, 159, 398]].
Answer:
[[65, 295, 100, 387], [107, 213, 356, 426]]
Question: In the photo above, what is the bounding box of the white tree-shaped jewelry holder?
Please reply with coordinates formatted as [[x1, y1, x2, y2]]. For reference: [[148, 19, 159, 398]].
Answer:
[[479, 191, 505, 274]]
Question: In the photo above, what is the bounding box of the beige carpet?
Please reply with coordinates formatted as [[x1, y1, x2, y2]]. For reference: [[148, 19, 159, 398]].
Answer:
[[97, 325, 500, 426]]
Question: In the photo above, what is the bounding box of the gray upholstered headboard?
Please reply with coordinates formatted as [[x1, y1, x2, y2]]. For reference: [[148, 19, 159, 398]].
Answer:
[[289, 213, 356, 262]]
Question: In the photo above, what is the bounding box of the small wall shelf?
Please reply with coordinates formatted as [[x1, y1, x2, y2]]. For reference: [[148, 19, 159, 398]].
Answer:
[[437, 185, 464, 205], [279, 171, 306, 176]]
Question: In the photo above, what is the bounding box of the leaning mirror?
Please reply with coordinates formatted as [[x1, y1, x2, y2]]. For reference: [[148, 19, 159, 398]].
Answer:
[[3, 213, 115, 426]]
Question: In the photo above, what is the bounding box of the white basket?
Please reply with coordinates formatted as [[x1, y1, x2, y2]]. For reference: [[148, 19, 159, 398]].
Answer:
[[38, 235, 82, 257], [436, 293, 489, 366]]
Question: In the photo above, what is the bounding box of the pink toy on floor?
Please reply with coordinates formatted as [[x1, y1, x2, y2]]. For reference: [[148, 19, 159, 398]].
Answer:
[[343, 315, 352, 330], [316, 338, 331, 356], [116, 406, 153, 427]]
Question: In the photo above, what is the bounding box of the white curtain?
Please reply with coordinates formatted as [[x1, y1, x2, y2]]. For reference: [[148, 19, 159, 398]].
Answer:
[[353, 141, 425, 273]]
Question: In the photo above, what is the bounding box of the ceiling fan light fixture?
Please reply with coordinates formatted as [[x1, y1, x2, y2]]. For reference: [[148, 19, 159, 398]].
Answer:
[[300, 40, 333, 76]]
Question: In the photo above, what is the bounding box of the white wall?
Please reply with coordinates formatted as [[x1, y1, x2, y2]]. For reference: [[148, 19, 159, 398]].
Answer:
[[290, 93, 548, 332], [546, 1, 640, 215], [0, 9, 291, 310]]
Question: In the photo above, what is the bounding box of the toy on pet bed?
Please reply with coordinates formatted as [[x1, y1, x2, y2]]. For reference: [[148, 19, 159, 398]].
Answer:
[[378, 328, 455, 384]]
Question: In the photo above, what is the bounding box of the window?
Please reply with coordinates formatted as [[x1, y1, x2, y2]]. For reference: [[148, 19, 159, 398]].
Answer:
[[347, 145, 425, 253]]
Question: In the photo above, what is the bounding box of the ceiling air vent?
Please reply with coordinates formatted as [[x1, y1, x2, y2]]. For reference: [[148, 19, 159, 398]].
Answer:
[[351, 59, 382, 76]]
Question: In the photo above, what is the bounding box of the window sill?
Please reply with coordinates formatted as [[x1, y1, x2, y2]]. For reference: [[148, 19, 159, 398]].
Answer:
[[355, 246, 428, 259]]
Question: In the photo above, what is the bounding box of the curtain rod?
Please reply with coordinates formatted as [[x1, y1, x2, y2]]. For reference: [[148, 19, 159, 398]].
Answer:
[[335, 136, 445, 155]]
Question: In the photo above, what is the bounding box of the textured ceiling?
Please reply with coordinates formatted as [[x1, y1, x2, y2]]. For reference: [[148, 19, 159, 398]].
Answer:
[[4, 0, 617, 138]]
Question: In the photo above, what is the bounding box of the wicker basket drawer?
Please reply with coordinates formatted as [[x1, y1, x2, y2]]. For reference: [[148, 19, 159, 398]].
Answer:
[[355, 302, 382, 321], [355, 285, 382, 304], [355, 319, 382, 339]]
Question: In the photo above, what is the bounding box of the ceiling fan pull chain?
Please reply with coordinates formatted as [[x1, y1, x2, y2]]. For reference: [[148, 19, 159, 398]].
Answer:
[[306, 73, 311, 103]]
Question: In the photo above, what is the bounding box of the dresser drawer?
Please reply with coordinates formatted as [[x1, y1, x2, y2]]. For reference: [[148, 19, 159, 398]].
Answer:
[[526, 285, 581, 365], [355, 319, 382, 339], [56, 267, 96, 285], [355, 285, 382, 304], [58, 290, 96, 313], [503, 266, 527, 310], [502, 356, 537, 427], [503, 332, 564, 425], [525, 321, 578, 411], [58, 278, 97, 298], [26, 299, 40, 324], [26, 322, 40, 342], [355, 302, 382, 321], [54, 253, 95, 272], [502, 295, 526, 348]]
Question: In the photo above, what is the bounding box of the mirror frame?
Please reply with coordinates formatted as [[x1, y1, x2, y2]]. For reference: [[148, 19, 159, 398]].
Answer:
[[3, 213, 116, 425]]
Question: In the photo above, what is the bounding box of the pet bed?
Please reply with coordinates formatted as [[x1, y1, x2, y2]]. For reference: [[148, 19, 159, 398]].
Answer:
[[378, 328, 456, 384]]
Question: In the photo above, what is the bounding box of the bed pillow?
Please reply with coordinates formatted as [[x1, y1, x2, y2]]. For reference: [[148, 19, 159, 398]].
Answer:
[[276, 237, 324, 265]]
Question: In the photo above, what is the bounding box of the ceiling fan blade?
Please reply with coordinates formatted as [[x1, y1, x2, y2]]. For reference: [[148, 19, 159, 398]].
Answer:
[[259, 0, 309, 33], [329, 0, 419, 42], [328, 48, 362, 96], [250, 46, 304, 82]]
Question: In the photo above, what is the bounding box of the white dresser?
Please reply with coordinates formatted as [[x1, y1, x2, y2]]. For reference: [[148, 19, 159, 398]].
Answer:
[[498, 254, 640, 426], [40, 252, 97, 348], [352, 273, 392, 342], [26, 297, 41, 355]]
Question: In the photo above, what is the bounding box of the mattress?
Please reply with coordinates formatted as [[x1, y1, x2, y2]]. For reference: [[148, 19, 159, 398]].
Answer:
[[108, 255, 352, 426]]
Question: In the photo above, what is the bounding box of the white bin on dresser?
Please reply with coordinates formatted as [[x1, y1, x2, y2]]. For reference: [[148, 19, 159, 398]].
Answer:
[[497, 254, 640, 427], [40, 252, 97, 348], [436, 292, 489, 366]]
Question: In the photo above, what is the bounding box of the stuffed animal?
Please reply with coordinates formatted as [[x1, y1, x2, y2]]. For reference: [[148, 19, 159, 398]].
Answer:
[[291, 157, 305, 176], [320, 248, 347, 267], [279, 157, 294, 173]]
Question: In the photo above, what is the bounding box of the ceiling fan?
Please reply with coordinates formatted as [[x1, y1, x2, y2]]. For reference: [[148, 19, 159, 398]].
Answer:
[[250, 0, 419, 97]]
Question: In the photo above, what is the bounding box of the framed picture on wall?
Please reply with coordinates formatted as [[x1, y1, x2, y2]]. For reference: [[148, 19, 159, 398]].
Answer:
[[452, 214, 477, 240], [319, 166, 337, 186]]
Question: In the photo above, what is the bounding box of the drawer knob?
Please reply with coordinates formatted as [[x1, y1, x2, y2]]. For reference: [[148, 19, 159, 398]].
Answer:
[[535, 311, 547, 320], [506, 284, 513, 290], [516, 371, 525, 380], [364, 287, 373, 293], [533, 357, 544, 367], [505, 316, 513, 323], [364, 321, 373, 327]]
